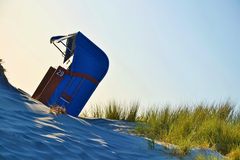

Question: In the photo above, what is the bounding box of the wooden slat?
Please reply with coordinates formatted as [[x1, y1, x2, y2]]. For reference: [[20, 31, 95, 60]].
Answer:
[[32, 67, 56, 99], [35, 66, 65, 105]]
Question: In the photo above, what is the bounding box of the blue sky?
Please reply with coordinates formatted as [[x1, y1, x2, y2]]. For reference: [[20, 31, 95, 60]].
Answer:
[[1, 0, 239, 108]]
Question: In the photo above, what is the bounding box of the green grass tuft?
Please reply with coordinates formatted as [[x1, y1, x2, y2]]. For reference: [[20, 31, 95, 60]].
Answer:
[[0, 59, 6, 73], [124, 102, 139, 122], [87, 101, 139, 122], [104, 101, 123, 120], [85, 101, 240, 158], [135, 101, 240, 157]]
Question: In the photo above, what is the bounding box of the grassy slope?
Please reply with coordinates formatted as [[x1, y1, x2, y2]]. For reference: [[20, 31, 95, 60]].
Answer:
[[83, 101, 240, 159]]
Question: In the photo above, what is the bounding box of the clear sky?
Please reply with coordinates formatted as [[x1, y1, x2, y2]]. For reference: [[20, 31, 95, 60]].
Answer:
[[1, 0, 240, 109]]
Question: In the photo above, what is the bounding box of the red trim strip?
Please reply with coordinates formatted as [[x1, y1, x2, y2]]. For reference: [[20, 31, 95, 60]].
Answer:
[[58, 66, 99, 85]]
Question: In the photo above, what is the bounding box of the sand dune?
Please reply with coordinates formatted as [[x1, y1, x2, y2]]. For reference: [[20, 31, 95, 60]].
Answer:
[[0, 67, 224, 160]]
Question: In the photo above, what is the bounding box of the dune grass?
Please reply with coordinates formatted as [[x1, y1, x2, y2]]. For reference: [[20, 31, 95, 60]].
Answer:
[[105, 101, 123, 120], [84, 101, 240, 159], [0, 59, 6, 73], [83, 101, 139, 122], [135, 102, 240, 157]]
